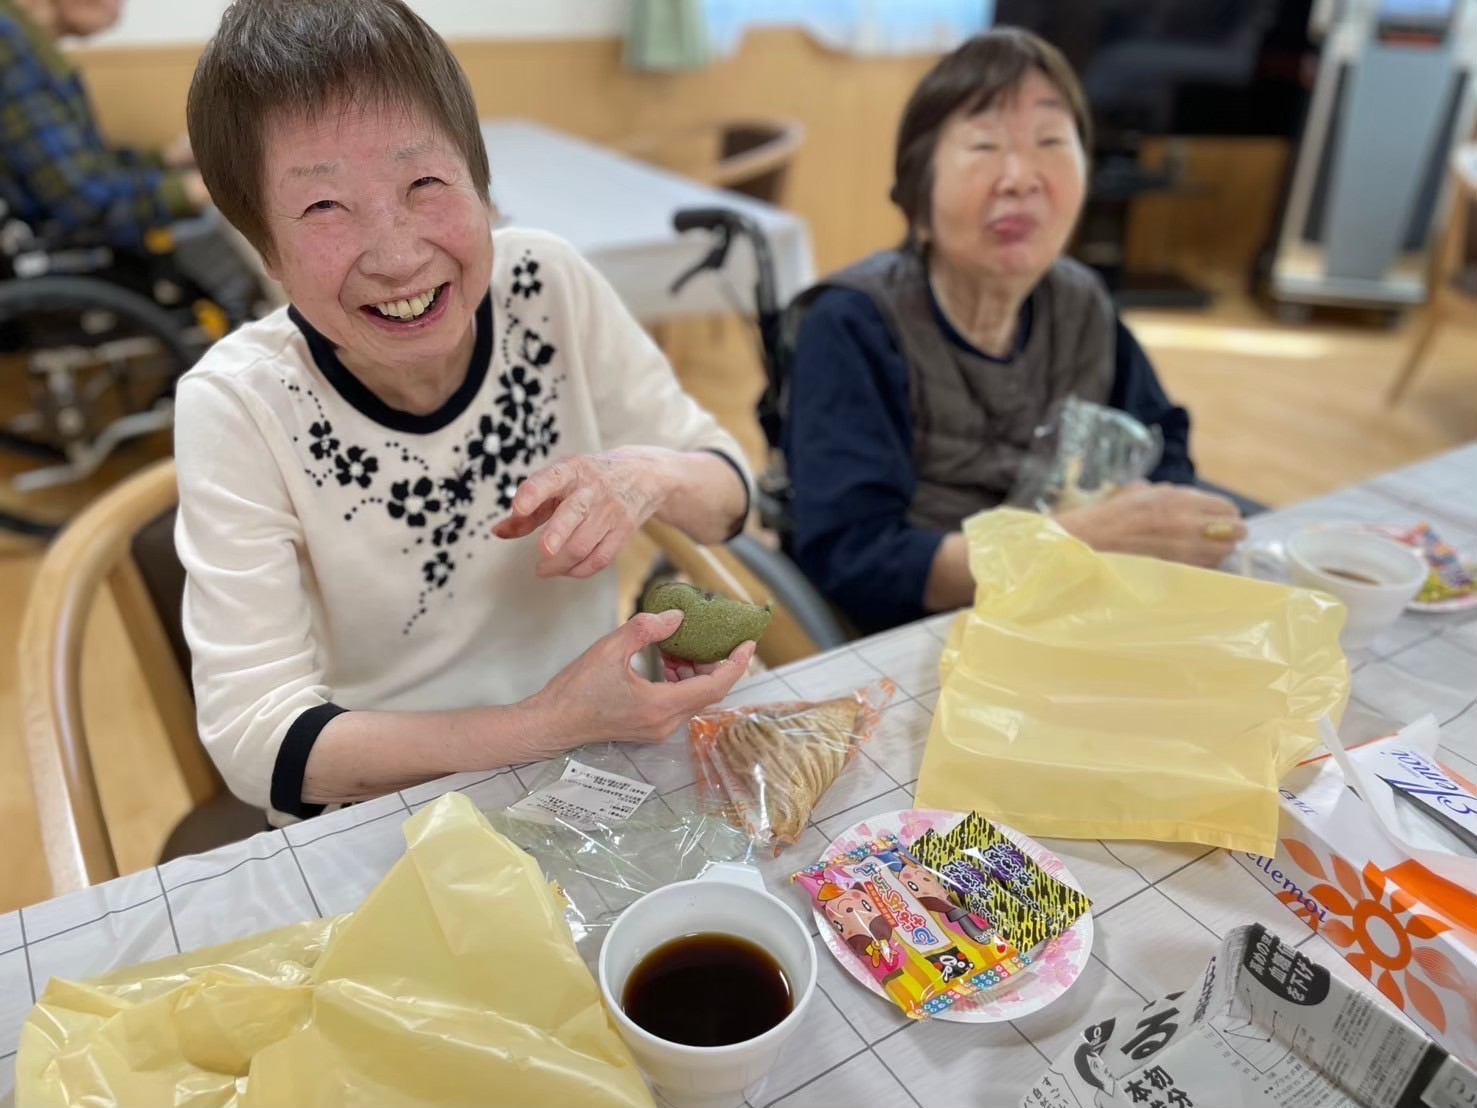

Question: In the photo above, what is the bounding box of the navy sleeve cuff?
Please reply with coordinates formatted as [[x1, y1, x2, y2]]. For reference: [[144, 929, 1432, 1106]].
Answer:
[[899, 526, 949, 622], [271, 703, 349, 819], [702, 448, 752, 541]]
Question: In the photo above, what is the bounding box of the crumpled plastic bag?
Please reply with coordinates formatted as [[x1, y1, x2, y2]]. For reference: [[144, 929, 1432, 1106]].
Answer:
[[1005, 396, 1163, 513], [16, 792, 655, 1108], [915, 510, 1350, 855]]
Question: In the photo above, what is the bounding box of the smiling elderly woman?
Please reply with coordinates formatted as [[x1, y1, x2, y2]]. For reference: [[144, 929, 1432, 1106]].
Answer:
[[175, 0, 755, 824], [784, 29, 1248, 634]]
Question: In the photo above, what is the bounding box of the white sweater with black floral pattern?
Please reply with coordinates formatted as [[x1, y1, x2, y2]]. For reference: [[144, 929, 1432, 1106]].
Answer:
[[174, 228, 751, 824]]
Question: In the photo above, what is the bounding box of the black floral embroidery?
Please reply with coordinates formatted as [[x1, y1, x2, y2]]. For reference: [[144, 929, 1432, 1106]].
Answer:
[[288, 246, 568, 635], [494, 470, 521, 511], [495, 366, 542, 423], [466, 414, 519, 478], [334, 445, 378, 489], [520, 328, 556, 368], [422, 551, 453, 588], [520, 411, 560, 463], [308, 420, 339, 460], [511, 260, 542, 299], [440, 466, 476, 507], [433, 512, 468, 548], [387, 476, 441, 527]]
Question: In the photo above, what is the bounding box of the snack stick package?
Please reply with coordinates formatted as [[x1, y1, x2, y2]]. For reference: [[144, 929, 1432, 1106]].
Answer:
[[909, 834, 1058, 955], [794, 835, 1030, 1018], [942, 812, 1092, 936], [909, 819, 1091, 956]]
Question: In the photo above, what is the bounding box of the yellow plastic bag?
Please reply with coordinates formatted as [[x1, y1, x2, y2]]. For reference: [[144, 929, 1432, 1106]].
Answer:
[[915, 510, 1350, 855], [17, 792, 655, 1108]]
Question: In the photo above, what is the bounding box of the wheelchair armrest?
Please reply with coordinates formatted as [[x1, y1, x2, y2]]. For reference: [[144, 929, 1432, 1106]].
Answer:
[[726, 533, 852, 651]]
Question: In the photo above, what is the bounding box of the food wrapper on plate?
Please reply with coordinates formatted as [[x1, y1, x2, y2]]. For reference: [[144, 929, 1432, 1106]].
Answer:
[[793, 833, 1031, 1019], [16, 792, 655, 1108], [690, 681, 894, 851], [908, 812, 1091, 955], [917, 510, 1350, 855], [1373, 521, 1477, 605]]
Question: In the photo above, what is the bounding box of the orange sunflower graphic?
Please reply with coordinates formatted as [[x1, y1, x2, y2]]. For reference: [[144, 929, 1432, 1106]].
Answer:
[[1277, 839, 1472, 1036]]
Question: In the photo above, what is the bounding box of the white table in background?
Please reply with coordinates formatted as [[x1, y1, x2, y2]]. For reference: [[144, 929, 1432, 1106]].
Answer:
[[481, 119, 815, 325], [3, 445, 1475, 1108]]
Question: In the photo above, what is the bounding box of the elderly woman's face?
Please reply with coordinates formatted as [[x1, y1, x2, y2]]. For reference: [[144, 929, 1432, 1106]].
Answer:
[[925, 69, 1086, 283], [262, 104, 493, 378]]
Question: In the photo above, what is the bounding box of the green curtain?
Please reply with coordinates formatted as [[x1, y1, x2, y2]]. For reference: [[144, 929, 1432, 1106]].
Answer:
[[625, 0, 710, 72]]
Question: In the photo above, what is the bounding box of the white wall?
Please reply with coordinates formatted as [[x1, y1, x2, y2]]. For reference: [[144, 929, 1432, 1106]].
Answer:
[[91, 0, 631, 48]]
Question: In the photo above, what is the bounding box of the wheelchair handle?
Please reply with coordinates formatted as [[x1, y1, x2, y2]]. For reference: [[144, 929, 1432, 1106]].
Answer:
[[673, 207, 740, 234], [671, 206, 779, 319]]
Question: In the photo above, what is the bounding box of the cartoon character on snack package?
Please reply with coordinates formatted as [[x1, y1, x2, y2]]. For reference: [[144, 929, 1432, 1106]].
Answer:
[[812, 871, 938, 1003], [893, 857, 995, 945], [815, 880, 903, 976]]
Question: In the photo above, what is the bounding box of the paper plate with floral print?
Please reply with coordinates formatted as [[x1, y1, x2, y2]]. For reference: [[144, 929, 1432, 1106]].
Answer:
[[814, 809, 1093, 1023]]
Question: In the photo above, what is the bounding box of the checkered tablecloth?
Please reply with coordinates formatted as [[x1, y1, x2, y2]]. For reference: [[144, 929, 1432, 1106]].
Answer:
[[4, 445, 1474, 1108]]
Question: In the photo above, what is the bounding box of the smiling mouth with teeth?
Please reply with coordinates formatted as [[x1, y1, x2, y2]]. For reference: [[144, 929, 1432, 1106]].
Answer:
[[367, 284, 445, 322]]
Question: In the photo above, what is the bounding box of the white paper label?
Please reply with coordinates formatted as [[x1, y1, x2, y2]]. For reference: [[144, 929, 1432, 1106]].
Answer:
[[1423, 1055, 1477, 1108], [508, 760, 655, 829]]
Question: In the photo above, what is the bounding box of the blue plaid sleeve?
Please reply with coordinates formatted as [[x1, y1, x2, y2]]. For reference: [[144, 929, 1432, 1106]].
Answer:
[[0, 12, 192, 249]]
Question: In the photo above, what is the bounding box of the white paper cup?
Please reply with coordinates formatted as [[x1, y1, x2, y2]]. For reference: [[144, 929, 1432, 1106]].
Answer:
[[1283, 528, 1427, 648], [598, 863, 818, 1108]]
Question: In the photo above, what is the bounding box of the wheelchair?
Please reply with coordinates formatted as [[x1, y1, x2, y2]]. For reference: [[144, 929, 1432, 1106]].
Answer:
[[0, 196, 271, 538], [664, 206, 852, 653]]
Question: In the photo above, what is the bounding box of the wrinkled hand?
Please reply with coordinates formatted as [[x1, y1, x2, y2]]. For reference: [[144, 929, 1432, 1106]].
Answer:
[[493, 448, 672, 578], [528, 610, 755, 753], [1057, 481, 1248, 568], [661, 652, 732, 683]]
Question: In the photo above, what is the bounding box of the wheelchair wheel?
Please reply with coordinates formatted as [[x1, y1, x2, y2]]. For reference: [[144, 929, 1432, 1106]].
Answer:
[[0, 275, 201, 469]]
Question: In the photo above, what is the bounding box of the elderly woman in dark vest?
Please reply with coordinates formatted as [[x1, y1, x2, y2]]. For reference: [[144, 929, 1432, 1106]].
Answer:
[[783, 28, 1247, 634]]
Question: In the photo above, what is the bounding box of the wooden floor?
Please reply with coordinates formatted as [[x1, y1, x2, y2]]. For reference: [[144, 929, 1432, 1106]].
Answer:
[[2, 296, 1474, 912]]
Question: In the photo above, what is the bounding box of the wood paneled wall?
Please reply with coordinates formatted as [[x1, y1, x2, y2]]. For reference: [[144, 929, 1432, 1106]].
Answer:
[[73, 30, 1286, 281], [75, 30, 932, 274]]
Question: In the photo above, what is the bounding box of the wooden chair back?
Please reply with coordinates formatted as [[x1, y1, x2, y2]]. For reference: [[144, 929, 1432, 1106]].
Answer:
[[616, 118, 806, 205], [18, 459, 220, 894], [1389, 143, 1477, 403]]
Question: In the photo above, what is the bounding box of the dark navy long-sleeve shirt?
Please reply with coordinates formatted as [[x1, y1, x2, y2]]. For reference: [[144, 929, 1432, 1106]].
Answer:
[[782, 286, 1194, 634]]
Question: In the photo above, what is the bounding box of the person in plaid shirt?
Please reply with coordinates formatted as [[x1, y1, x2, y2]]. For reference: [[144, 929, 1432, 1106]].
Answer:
[[0, 0, 209, 249]]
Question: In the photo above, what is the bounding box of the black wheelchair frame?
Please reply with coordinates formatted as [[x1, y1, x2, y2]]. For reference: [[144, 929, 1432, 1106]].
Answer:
[[668, 207, 851, 651], [0, 198, 268, 537]]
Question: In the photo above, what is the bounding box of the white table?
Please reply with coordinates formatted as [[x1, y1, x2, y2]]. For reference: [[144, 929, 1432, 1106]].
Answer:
[[4, 446, 1475, 1108], [482, 119, 815, 324]]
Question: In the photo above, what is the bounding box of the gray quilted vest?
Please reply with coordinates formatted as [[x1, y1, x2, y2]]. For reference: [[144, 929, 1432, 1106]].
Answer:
[[789, 248, 1116, 532]]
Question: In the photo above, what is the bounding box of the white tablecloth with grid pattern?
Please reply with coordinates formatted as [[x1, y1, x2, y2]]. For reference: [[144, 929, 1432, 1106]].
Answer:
[[4, 445, 1475, 1108]]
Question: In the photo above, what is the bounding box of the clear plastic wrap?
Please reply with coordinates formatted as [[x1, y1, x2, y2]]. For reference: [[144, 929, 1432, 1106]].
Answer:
[[1006, 396, 1163, 513], [689, 682, 895, 850], [488, 745, 761, 963]]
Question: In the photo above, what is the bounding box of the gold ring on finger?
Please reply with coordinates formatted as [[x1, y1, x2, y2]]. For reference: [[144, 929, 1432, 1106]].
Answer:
[[1203, 520, 1237, 541]]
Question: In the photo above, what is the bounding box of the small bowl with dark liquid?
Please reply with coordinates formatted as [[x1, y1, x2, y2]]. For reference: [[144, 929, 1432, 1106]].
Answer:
[[598, 863, 817, 1108], [1285, 528, 1427, 648], [622, 932, 793, 1048]]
